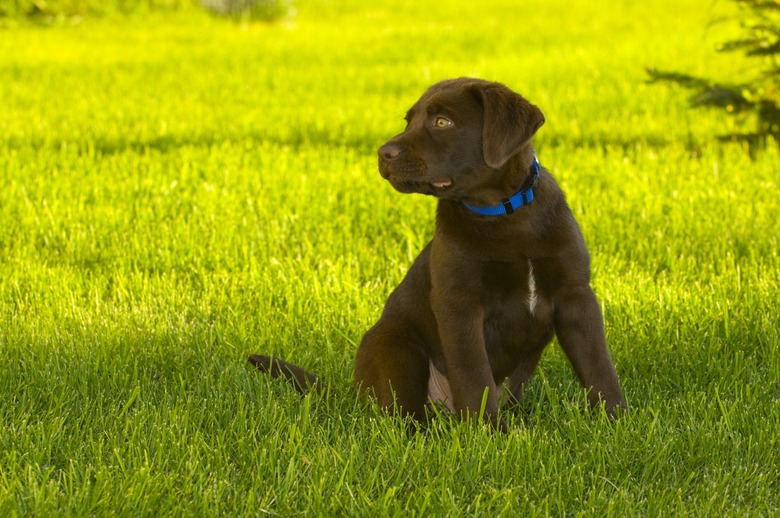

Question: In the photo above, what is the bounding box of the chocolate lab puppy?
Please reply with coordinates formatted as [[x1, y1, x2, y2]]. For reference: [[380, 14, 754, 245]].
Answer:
[[250, 77, 626, 429]]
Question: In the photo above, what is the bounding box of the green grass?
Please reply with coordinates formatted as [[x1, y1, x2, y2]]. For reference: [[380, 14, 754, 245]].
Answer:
[[1, 0, 779, 515]]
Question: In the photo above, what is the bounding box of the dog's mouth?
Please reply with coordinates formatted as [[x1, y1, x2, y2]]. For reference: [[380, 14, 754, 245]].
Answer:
[[390, 177, 453, 194], [403, 179, 452, 189]]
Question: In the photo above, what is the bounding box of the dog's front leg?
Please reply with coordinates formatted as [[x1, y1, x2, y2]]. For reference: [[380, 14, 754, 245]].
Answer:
[[429, 239, 506, 429], [553, 284, 626, 416], [431, 293, 504, 429]]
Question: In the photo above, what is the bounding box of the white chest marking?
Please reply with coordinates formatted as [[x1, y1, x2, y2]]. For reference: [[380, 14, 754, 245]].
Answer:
[[527, 259, 538, 316]]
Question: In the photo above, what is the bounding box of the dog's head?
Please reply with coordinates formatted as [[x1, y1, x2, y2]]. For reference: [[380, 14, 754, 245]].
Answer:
[[378, 77, 545, 203]]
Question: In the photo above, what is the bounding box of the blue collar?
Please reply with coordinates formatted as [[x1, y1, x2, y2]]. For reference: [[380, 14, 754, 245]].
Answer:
[[461, 154, 540, 216]]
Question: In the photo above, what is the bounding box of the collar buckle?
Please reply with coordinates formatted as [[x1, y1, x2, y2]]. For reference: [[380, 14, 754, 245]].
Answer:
[[462, 153, 541, 217]]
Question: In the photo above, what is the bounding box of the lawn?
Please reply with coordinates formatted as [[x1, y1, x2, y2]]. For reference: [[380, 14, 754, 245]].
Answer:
[[1, 0, 778, 515]]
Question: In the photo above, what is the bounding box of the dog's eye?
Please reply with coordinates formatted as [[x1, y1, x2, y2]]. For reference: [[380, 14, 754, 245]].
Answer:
[[434, 116, 453, 128]]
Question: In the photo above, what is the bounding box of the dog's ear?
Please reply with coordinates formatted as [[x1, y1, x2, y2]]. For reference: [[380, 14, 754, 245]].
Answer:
[[474, 84, 545, 169]]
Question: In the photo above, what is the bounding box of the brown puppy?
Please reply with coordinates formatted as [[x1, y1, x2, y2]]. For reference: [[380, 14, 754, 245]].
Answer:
[[250, 77, 626, 429]]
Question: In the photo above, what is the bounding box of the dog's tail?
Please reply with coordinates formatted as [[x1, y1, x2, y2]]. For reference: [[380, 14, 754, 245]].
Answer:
[[247, 355, 322, 394]]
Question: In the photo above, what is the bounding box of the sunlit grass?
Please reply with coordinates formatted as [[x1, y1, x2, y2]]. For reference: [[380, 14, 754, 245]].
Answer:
[[1, 0, 778, 515]]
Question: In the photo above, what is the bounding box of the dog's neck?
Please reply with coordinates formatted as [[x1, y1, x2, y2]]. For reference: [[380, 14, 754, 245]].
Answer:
[[461, 150, 540, 216]]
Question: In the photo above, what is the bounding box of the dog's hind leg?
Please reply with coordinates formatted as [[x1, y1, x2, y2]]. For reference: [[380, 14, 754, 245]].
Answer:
[[504, 349, 545, 407], [354, 324, 430, 424]]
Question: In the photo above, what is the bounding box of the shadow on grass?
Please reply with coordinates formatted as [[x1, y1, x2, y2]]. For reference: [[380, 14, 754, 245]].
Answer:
[[5, 130, 385, 157], [5, 125, 708, 159]]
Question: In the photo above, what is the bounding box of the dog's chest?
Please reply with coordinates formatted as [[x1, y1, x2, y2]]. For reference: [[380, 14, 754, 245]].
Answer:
[[480, 259, 552, 364], [480, 259, 538, 310]]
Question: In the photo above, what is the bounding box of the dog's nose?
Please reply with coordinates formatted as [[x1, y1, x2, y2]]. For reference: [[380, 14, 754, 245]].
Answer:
[[379, 143, 402, 161]]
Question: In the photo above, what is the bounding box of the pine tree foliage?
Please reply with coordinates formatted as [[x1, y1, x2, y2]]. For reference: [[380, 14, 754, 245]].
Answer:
[[648, 0, 780, 143]]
